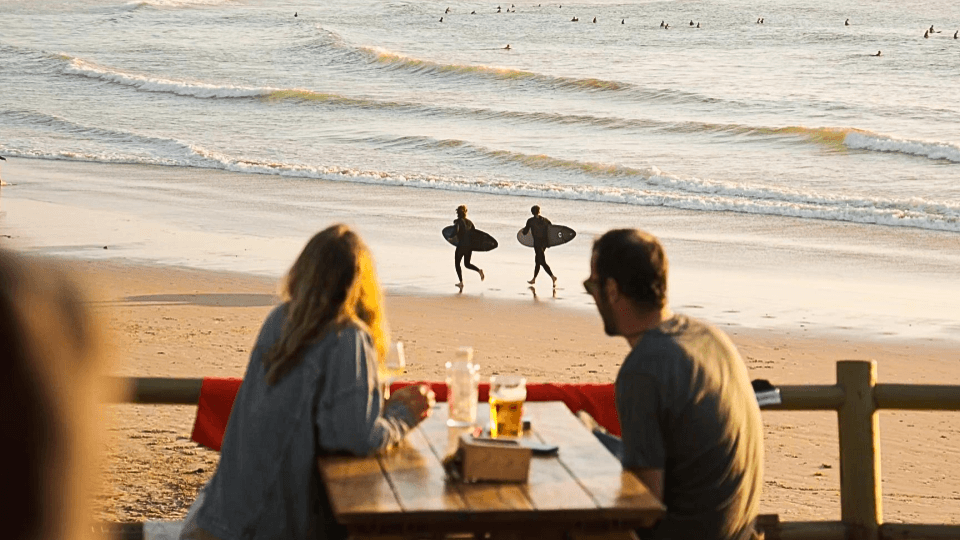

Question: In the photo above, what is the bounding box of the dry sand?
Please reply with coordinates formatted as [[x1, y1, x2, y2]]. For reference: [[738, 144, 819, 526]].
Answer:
[[78, 259, 959, 525]]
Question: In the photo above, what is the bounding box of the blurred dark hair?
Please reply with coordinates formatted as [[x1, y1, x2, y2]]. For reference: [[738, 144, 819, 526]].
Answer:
[[592, 229, 668, 310], [456, 205, 467, 216], [531, 205, 540, 215]]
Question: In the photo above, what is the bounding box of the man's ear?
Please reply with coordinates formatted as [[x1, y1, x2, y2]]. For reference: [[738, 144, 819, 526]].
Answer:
[[603, 277, 621, 303]]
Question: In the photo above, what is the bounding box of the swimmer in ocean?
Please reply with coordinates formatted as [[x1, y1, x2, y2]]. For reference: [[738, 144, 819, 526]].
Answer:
[[872, 50, 881, 56], [845, 18, 850, 26], [503, 44, 511, 49]]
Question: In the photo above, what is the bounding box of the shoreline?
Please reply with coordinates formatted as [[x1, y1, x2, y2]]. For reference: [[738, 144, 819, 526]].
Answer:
[[3, 157, 960, 346], [33, 256, 954, 524]]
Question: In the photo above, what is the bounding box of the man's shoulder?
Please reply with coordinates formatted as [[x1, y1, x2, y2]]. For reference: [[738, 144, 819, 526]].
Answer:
[[622, 315, 736, 371]]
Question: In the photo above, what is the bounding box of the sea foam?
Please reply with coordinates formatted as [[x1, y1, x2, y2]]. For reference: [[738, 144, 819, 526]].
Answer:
[[64, 57, 274, 99], [845, 132, 960, 163]]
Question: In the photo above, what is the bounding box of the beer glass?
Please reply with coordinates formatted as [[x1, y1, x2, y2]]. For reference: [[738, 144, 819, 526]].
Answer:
[[489, 375, 527, 438]]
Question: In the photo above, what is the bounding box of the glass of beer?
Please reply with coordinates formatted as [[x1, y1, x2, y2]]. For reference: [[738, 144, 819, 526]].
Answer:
[[489, 375, 527, 438]]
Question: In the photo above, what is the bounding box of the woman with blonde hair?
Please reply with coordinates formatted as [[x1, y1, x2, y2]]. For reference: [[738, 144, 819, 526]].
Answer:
[[181, 225, 434, 540]]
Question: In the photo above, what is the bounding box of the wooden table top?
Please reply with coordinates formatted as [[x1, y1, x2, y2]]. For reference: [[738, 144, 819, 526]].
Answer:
[[318, 401, 664, 536]]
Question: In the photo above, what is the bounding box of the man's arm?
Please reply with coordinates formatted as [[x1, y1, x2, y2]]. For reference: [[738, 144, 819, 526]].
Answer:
[[521, 217, 533, 235], [628, 467, 664, 502], [616, 372, 667, 502]]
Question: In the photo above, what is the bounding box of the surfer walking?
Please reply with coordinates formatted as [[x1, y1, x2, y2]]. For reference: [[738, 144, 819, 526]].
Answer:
[[453, 205, 485, 291], [523, 205, 557, 287]]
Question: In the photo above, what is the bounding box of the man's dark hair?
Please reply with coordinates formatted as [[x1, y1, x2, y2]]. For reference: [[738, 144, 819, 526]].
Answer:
[[593, 229, 668, 310], [531, 205, 540, 215]]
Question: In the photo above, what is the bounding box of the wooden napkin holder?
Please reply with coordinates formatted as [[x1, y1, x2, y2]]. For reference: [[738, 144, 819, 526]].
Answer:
[[450, 433, 532, 483]]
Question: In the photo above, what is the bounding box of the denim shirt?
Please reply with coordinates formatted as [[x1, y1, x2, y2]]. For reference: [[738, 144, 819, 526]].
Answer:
[[187, 304, 415, 540]]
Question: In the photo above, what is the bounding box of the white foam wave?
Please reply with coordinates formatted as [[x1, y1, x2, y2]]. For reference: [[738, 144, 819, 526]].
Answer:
[[63, 57, 275, 99], [845, 133, 960, 163], [6, 146, 958, 234], [184, 146, 960, 233]]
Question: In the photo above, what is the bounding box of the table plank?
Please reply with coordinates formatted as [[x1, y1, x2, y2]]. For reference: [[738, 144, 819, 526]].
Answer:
[[377, 423, 467, 512], [320, 401, 665, 534], [318, 455, 401, 517], [526, 402, 664, 525], [522, 427, 598, 511], [418, 403, 534, 512]]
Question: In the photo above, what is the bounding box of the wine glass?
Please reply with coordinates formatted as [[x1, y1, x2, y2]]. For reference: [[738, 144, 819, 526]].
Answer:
[[379, 341, 406, 400]]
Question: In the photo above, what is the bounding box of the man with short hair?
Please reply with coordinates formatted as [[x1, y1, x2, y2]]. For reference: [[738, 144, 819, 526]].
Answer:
[[585, 228, 763, 540], [522, 205, 557, 287]]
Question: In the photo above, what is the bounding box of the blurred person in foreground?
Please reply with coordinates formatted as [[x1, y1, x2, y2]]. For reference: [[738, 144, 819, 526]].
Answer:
[[180, 224, 435, 540], [583, 229, 763, 540], [1, 250, 116, 540]]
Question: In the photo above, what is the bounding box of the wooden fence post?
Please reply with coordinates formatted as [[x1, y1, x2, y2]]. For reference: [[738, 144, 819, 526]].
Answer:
[[836, 360, 882, 540]]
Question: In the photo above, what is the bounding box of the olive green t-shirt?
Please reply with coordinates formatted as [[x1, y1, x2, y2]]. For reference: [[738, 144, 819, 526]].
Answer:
[[615, 315, 763, 540]]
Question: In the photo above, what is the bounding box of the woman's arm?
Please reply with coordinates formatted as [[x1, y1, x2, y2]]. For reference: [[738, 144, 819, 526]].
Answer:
[[314, 328, 416, 455]]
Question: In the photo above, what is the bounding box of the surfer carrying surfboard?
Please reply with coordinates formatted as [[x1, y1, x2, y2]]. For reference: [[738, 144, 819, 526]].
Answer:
[[522, 205, 558, 287], [453, 205, 485, 290]]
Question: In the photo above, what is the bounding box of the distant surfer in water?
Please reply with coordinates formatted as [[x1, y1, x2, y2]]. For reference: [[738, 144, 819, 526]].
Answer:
[[522, 205, 557, 287], [453, 205, 485, 291], [872, 50, 882, 56]]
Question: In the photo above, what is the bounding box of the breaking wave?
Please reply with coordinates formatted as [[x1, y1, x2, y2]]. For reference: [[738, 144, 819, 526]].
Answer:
[[845, 132, 960, 163], [4, 134, 957, 232]]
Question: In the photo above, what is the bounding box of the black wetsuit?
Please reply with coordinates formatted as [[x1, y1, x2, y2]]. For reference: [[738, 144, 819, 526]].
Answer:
[[523, 215, 554, 279], [454, 217, 482, 282]]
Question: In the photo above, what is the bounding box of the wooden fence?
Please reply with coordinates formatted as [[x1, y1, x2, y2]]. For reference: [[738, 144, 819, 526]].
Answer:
[[108, 360, 960, 540]]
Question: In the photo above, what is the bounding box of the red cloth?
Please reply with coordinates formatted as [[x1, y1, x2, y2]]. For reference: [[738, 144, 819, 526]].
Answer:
[[190, 377, 243, 452], [190, 378, 620, 451]]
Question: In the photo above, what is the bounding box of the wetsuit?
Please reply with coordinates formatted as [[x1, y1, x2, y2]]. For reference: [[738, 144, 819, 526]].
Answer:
[[523, 215, 554, 280], [454, 217, 482, 282]]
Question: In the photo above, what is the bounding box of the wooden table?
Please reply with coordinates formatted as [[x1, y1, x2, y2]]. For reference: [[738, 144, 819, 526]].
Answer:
[[318, 401, 664, 538]]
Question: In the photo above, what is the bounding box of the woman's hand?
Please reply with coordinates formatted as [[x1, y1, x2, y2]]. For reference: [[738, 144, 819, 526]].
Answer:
[[386, 384, 436, 424]]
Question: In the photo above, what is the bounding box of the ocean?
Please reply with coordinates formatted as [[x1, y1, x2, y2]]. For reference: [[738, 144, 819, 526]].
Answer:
[[2, 0, 959, 341]]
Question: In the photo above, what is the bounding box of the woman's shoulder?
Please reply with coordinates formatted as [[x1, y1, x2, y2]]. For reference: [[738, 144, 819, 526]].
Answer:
[[335, 320, 373, 344], [309, 319, 372, 353]]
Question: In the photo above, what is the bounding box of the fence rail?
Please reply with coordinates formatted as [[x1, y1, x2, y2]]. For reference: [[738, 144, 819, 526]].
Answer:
[[107, 360, 960, 540]]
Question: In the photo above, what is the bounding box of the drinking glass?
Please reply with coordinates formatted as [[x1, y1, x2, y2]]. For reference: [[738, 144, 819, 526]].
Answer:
[[446, 347, 480, 427], [489, 375, 527, 438], [379, 341, 405, 400]]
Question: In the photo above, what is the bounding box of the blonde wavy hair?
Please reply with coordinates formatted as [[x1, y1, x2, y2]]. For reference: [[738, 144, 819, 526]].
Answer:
[[263, 225, 388, 385]]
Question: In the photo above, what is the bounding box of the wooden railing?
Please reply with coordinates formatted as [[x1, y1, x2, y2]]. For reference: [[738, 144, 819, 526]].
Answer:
[[109, 360, 960, 540]]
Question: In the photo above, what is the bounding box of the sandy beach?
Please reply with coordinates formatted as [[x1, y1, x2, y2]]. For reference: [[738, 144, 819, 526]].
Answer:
[[75, 258, 960, 525]]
